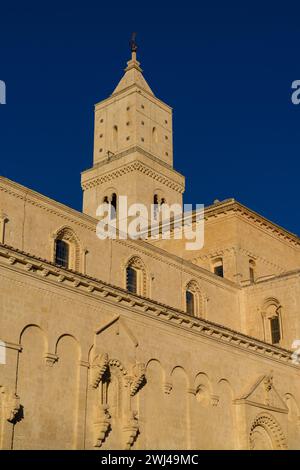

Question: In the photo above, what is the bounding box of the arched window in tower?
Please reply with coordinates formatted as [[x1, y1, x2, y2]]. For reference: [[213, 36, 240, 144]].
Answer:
[[270, 315, 281, 345], [249, 259, 256, 283], [113, 125, 118, 151], [126, 266, 137, 293], [186, 290, 195, 315], [111, 193, 117, 220], [125, 256, 147, 296], [185, 280, 204, 317], [262, 298, 282, 345], [55, 239, 69, 268], [213, 258, 224, 278], [152, 127, 158, 144], [153, 194, 159, 220]]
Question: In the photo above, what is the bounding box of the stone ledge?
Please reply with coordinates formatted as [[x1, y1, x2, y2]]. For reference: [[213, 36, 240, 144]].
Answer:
[[0, 243, 297, 369]]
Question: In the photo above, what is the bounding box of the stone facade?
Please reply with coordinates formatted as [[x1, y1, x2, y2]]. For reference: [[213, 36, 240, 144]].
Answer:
[[0, 50, 299, 450]]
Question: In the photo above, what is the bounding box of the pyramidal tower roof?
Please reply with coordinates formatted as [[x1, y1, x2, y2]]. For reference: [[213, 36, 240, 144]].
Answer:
[[112, 49, 154, 96]]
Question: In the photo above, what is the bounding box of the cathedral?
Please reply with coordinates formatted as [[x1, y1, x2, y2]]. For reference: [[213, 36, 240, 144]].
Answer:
[[0, 45, 300, 450]]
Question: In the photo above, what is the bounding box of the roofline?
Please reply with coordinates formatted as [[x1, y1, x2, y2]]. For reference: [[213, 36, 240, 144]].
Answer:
[[0, 175, 238, 291], [199, 198, 300, 246]]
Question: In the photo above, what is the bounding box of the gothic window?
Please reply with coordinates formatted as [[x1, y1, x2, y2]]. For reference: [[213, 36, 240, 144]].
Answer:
[[153, 194, 159, 220], [125, 257, 146, 296], [55, 239, 69, 268], [111, 193, 117, 220], [185, 280, 205, 317], [186, 290, 195, 315], [153, 193, 166, 221], [213, 258, 224, 277], [126, 266, 137, 293], [53, 227, 81, 271], [262, 298, 282, 345], [270, 316, 281, 344], [103, 193, 117, 220]]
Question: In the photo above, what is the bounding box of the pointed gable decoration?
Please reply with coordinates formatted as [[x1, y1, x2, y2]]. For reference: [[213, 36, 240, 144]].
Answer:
[[234, 372, 288, 413]]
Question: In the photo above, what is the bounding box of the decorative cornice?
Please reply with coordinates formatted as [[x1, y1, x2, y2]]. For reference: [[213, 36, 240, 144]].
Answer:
[[87, 145, 179, 176], [81, 159, 184, 194], [244, 268, 300, 290], [0, 177, 97, 232], [203, 200, 300, 248], [0, 243, 298, 369], [193, 246, 286, 275], [0, 177, 238, 292]]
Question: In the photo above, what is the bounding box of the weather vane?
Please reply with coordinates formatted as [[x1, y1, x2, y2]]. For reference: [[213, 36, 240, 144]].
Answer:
[[130, 32, 138, 53]]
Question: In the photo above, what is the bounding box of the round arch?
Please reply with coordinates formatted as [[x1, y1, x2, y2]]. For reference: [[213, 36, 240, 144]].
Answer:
[[249, 413, 288, 450]]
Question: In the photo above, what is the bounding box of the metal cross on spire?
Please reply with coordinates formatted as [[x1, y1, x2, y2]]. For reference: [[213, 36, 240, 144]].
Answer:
[[130, 32, 138, 60]]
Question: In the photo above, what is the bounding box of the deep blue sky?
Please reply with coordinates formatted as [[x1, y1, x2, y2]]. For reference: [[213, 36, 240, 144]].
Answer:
[[1, 1, 300, 234]]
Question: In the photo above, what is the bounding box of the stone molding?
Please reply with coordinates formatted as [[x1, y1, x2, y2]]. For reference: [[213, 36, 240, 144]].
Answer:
[[204, 201, 300, 248], [0, 243, 298, 369], [86, 145, 179, 177], [249, 412, 288, 450], [1, 177, 299, 251], [81, 159, 185, 194], [193, 246, 286, 275]]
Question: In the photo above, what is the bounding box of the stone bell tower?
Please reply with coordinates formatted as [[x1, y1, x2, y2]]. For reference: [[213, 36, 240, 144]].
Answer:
[[81, 39, 185, 218]]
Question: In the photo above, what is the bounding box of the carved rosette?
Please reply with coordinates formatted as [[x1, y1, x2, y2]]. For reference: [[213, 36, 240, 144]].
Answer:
[[122, 411, 139, 450], [90, 353, 109, 388], [93, 404, 111, 448], [130, 363, 146, 396]]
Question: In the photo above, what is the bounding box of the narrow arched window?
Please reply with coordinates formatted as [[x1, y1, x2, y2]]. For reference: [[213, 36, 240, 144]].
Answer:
[[125, 257, 146, 296], [153, 194, 159, 220], [126, 266, 137, 293], [262, 298, 282, 345], [270, 315, 281, 344], [55, 239, 69, 268], [152, 126, 158, 143], [185, 280, 204, 318], [113, 125, 118, 151], [213, 258, 224, 277], [111, 192, 117, 220], [186, 290, 195, 315]]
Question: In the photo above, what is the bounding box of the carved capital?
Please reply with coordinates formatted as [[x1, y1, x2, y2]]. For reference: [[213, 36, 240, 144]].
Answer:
[[210, 394, 220, 407], [90, 353, 109, 388], [163, 382, 173, 395], [44, 353, 58, 367], [0, 211, 8, 223], [130, 363, 146, 396]]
